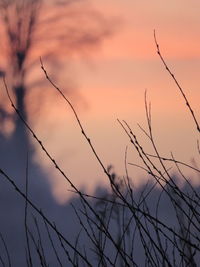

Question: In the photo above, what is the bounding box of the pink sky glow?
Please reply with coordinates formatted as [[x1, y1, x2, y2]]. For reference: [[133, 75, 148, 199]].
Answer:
[[5, 0, 200, 204]]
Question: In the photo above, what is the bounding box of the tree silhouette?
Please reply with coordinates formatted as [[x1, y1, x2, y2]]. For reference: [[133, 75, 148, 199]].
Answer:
[[0, 0, 112, 148], [0, 4, 114, 264]]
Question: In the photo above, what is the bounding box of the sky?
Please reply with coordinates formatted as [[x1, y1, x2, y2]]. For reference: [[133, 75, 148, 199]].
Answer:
[[32, 1, 200, 203], [4, 0, 200, 204]]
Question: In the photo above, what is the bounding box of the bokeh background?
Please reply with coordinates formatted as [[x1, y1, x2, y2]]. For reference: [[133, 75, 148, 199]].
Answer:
[[0, 0, 200, 204]]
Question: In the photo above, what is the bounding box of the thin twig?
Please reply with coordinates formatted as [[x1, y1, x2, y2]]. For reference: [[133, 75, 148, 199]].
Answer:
[[0, 233, 11, 267], [24, 152, 32, 267], [154, 30, 200, 133]]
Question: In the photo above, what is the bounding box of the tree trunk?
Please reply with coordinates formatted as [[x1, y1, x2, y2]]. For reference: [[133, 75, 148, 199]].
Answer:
[[13, 85, 30, 152]]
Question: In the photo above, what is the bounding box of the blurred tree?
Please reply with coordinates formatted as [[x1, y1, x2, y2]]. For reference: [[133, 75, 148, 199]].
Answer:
[[0, 0, 112, 147]]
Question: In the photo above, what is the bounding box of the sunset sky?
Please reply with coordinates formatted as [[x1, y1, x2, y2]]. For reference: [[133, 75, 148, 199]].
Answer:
[[3, 0, 200, 204]]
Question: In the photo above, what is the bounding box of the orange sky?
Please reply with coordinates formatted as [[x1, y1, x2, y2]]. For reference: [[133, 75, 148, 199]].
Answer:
[[18, 1, 200, 203]]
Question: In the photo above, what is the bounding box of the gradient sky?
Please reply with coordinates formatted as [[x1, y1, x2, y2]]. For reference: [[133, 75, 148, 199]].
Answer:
[[23, 0, 200, 203]]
